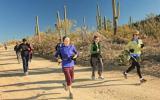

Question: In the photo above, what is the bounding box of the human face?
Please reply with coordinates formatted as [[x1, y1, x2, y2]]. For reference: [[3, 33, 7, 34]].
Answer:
[[23, 41, 27, 44], [94, 37, 100, 43], [64, 37, 70, 46], [133, 34, 139, 40]]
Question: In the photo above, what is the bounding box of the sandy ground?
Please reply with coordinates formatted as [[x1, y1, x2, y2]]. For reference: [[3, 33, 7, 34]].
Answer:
[[0, 46, 160, 100]]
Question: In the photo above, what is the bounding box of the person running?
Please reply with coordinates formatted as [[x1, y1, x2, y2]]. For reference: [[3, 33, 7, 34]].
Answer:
[[90, 35, 104, 80], [18, 38, 30, 76], [123, 30, 147, 84], [55, 39, 63, 64], [54, 36, 78, 99], [4, 43, 7, 50], [55, 38, 62, 51], [14, 42, 21, 63]]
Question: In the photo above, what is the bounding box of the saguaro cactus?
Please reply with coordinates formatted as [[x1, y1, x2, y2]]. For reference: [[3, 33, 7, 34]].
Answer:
[[56, 11, 63, 42], [64, 5, 68, 36], [112, 0, 120, 35], [81, 17, 88, 41], [96, 4, 102, 31], [129, 16, 133, 28], [103, 16, 107, 31], [35, 16, 41, 42]]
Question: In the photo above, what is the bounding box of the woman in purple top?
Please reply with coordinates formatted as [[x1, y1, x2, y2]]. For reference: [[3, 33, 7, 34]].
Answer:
[[55, 36, 78, 99]]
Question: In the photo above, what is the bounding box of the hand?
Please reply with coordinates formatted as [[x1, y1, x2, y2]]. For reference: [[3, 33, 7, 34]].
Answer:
[[71, 54, 78, 60], [129, 49, 134, 53], [57, 59, 62, 63], [141, 44, 144, 48], [97, 49, 100, 52], [28, 48, 31, 51], [73, 54, 78, 59]]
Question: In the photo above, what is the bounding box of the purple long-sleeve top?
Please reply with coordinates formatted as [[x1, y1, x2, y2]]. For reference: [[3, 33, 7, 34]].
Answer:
[[54, 44, 78, 68]]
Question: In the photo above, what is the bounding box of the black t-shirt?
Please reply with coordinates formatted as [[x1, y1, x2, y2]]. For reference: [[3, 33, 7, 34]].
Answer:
[[14, 45, 20, 52], [55, 43, 62, 51], [18, 43, 30, 56]]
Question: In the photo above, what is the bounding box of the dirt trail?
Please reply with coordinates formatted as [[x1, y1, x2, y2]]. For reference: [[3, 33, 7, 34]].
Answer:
[[0, 46, 160, 100]]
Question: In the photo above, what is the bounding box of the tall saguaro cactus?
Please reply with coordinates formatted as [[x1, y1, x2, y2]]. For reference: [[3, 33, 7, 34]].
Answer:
[[103, 16, 107, 31], [81, 17, 88, 42], [55, 5, 73, 37], [56, 11, 62, 42], [129, 16, 133, 28], [112, 0, 120, 35], [64, 5, 68, 36], [96, 4, 102, 31], [35, 16, 41, 42]]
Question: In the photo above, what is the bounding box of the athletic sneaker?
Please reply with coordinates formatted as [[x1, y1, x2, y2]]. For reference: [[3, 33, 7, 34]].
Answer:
[[24, 72, 28, 76], [62, 83, 68, 91], [69, 92, 73, 99], [123, 72, 127, 79], [140, 79, 147, 83], [91, 76, 96, 80], [18, 60, 21, 64], [98, 76, 104, 80]]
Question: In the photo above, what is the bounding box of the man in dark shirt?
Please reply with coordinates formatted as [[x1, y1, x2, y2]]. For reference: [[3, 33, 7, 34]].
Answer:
[[4, 43, 7, 50], [14, 42, 21, 63], [55, 39, 62, 61], [18, 38, 30, 75]]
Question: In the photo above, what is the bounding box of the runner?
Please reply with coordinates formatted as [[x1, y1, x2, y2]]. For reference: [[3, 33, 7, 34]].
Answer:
[[90, 35, 104, 80], [18, 38, 30, 76], [4, 43, 7, 50], [14, 42, 21, 63], [55, 39, 63, 63], [54, 36, 78, 99], [123, 30, 147, 84]]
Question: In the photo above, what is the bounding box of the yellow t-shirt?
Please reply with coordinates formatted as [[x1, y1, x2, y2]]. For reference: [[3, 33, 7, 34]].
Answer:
[[125, 39, 143, 55]]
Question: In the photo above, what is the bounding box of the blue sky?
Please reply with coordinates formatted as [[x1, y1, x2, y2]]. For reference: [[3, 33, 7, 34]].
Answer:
[[0, 0, 160, 43]]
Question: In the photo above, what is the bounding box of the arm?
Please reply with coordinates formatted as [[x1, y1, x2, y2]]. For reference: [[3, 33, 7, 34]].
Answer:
[[14, 46, 16, 51], [54, 49, 60, 59], [17, 44, 21, 52], [54, 48, 62, 64], [72, 45, 78, 59], [72, 45, 78, 54], [98, 43, 101, 53], [55, 44, 59, 51], [125, 41, 133, 51], [138, 39, 144, 48], [125, 41, 135, 53]]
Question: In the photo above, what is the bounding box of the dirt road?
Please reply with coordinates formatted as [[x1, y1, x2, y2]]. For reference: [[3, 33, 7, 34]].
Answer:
[[0, 46, 160, 100]]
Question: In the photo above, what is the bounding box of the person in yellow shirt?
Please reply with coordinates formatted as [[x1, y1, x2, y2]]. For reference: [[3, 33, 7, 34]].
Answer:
[[123, 30, 147, 84]]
